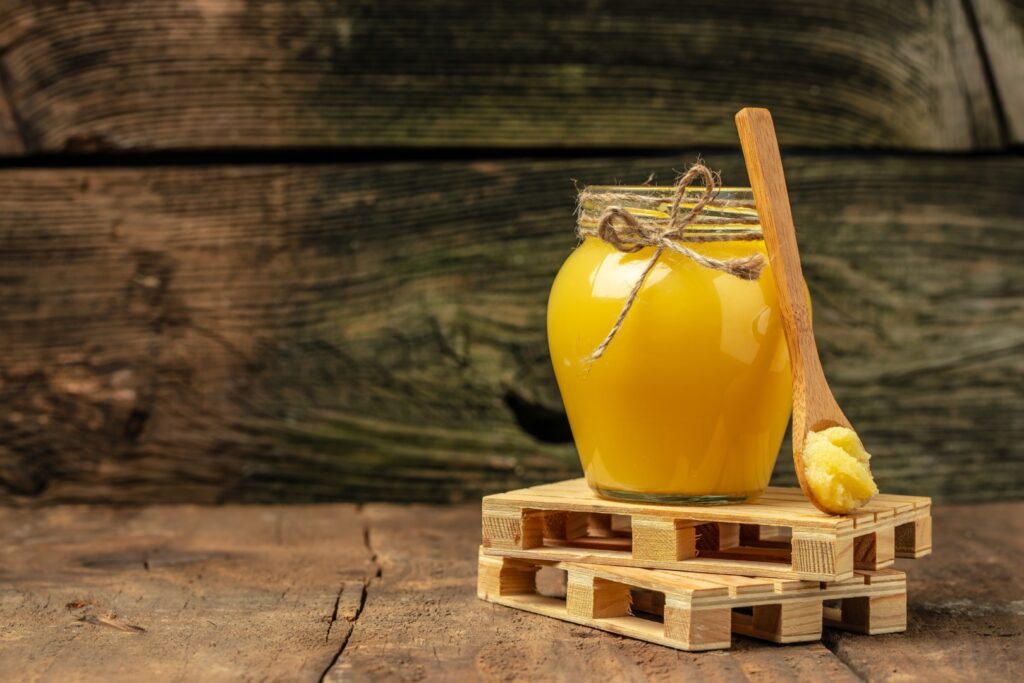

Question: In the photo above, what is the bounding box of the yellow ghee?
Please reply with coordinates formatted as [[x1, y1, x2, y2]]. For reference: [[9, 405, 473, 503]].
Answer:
[[547, 202, 792, 503], [802, 427, 878, 513]]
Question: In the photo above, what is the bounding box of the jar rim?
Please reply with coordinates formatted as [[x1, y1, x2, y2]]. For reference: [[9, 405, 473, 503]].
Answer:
[[577, 185, 760, 234]]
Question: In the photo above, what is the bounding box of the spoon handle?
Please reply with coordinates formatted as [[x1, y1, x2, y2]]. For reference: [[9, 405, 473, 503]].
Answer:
[[735, 109, 827, 405], [735, 111, 811, 353]]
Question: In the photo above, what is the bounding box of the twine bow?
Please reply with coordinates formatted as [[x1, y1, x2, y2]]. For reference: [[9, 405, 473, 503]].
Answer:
[[576, 164, 766, 362]]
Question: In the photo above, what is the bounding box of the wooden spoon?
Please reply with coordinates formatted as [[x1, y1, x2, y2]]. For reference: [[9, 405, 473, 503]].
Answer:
[[735, 107, 856, 515]]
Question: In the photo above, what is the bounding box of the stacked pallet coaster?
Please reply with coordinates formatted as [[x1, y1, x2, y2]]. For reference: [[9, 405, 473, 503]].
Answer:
[[477, 478, 932, 651]]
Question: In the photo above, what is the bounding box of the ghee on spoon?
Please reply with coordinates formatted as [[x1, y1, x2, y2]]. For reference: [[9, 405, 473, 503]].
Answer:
[[735, 107, 878, 515]]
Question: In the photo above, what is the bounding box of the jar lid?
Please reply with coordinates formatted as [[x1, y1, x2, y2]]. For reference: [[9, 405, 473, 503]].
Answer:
[[577, 185, 760, 239]]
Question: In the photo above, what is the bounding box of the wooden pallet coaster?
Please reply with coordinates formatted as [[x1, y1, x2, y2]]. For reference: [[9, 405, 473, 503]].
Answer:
[[482, 479, 931, 581], [477, 549, 907, 652]]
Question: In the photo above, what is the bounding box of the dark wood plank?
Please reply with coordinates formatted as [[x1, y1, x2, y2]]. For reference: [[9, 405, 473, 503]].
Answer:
[[0, 155, 1021, 505], [824, 502, 1024, 681], [0, 0, 1004, 153], [970, 0, 1024, 143], [330, 503, 863, 682], [0, 504, 377, 682]]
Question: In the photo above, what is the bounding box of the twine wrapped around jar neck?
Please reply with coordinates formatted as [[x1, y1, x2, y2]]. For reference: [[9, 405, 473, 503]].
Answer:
[[575, 164, 767, 362]]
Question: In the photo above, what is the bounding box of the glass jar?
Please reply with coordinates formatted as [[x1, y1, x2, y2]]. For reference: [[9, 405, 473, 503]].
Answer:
[[547, 184, 792, 504]]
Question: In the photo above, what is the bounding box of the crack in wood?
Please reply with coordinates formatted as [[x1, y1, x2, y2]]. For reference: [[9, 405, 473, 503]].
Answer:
[[319, 505, 382, 682], [820, 630, 870, 683], [76, 613, 147, 634], [324, 585, 345, 646], [961, 0, 1013, 145]]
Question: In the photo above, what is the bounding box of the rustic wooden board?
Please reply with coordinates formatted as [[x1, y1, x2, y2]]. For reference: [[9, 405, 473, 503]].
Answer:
[[0, 155, 1020, 505], [0, 504, 378, 682], [0, 0, 1007, 153], [330, 501, 1023, 681]]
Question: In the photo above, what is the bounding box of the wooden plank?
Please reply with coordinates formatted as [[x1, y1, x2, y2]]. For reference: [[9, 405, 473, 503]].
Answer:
[[0, 0, 1004, 153], [970, 0, 1024, 142], [686, 573, 777, 598], [0, 504, 377, 682], [489, 545, 813, 582], [870, 492, 931, 510], [762, 489, 902, 523], [0, 154, 1021, 505], [331, 503, 864, 681]]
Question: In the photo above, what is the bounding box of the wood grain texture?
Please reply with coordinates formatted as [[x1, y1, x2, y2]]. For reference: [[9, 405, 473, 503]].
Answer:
[[0, 0, 1006, 153], [2, 501, 1021, 681], [969, 0, 1024, 142], [0, 504, 377, 682], [0, 154, 1021, 505]]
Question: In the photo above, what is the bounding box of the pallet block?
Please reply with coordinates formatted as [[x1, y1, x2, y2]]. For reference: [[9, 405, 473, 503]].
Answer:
[[482, 479, 931, 581], [477, 549, 907, 652]]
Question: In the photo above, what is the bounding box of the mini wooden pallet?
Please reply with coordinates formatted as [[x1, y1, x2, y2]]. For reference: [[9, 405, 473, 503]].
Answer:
[[478, 549, 907, 652], [482, 479, 931, 581]]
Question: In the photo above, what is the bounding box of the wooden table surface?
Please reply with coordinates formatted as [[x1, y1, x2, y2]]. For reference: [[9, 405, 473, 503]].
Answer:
[[2, 502, 1021, 682]]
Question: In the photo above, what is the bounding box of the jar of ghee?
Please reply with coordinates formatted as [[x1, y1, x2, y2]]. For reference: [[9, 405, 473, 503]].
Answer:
[[547, 181, 792, 504]]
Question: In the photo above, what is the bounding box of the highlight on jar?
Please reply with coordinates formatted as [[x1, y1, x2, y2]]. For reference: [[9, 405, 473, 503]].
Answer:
[[546, 157, 877, 511]]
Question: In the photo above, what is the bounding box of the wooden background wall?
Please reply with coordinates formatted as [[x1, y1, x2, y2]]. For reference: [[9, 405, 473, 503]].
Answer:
[[0, 0, 1020, 505]]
